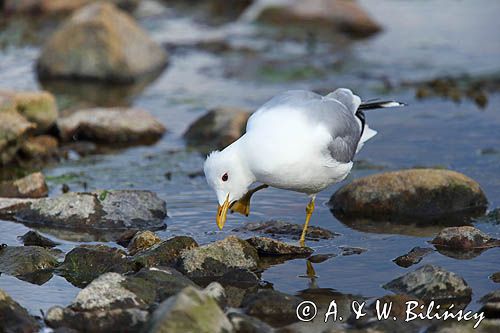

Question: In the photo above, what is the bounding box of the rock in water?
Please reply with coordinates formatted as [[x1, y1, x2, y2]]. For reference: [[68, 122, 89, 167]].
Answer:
[[177, 236, 259, 279], [479, 290, 500, 319], [235, 220, 337, 240], [132, 236, 199, 269], [383, 265, 472, 306], [0, 289, 40, 333], [37, 2, 168, 82], [184, 107, 250, 151], [0, 90, 58, 133], [255, 0, 381, 38], [145, 285, 233, 333], [19, 230, 59, 248], [330, 169, 487, 221], [127, 230, 161, 255], [0, 245, 58, 276], [0, 172, 48, 198], [393, 247, 433, 268], [0, 190, 166, 232], [57, 107, 166, 145], [431, 226, 500, 250], [245, 237, 313, 256], [0, 111, 35, 165]]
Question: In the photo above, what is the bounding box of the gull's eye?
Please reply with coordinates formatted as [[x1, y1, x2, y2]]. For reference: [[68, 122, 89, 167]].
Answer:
[[222, 173, 228, 182]]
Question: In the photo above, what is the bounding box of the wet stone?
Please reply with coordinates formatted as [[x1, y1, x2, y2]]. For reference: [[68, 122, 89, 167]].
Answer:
[[127, 230, 161, 256], [20, 135, 59, 160], [242, 289, 302, 327], [132, 236, 198, 270], [228, 312, 274, 333], [0, 245, 58, 277], [246, 236, 313, 257], [116, 229, 139, 247], [330, 169, 488, 222], [144, 285, 233, 333], [0, 190, 167, 234], [0, 111, 36, 165], [490, 272, 500, 283], [431, 226, 500, 250], [393, 247, 433, 268], [235, 220, 337, 241], [339, 246, 367, 256], [57, 245, 131, 287], [383, 265, 472, 307], [0, 288, 40, 333], [307, 253, 336, 263], [177, 236, 259, 279], [18, 230, 59, 248], [0, 172, 48, 198], [479, 290, 500, 319]]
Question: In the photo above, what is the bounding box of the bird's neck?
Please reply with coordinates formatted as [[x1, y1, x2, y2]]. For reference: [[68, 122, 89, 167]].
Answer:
[[224, 134, 256, 186]]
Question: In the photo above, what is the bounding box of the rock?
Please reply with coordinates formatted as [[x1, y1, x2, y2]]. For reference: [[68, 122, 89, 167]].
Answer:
[[228, 312, 274, 333], [2, 0, 140, 15], [37, 2, 168, 82], [127, 230, 161, 255], [428, 320, 500, 333], [57, 107, 166, 145], [0, 90, 58, 133], [204, 268, 260, 308], [339, 246, 367, 256], [116, 229, 139, 247], [242, 289, 302, 327], [203, 282, 227, 309], [184, 107, 250, 151], [0, 245, 58, 276], [491, 272, 500, 283], [255, 0, 382, 38], [479, 290, 500, 319], [0, 111, 35, 165], [235, 220, 337, 240], [383, 265, 472, 306], [144, 285, 233, 333], [330, 169, 488, 221], [0, 288, 40, 333], [393, 247, 433, 268], [431, 226, 500, 250], [307, 253, 336, 263], [57, 245, 131, 287], [246, 236, 313, 256], [0, 190, 167, 233], [132, 236, 198, 269], [177, 236, 259, 279], [18, 230, 59, 248], [0, 172, 48, 198], [20, 135, 59, 160]]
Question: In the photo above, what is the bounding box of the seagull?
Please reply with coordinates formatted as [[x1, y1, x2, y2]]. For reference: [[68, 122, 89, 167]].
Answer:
[[204, 89, 404, 246]]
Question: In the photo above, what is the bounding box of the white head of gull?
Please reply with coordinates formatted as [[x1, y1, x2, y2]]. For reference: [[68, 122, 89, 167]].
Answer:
[[204, 88, 404, 246]]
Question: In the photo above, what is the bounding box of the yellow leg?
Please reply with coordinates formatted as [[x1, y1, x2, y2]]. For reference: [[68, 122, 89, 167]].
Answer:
[[230, 184, 269, 216], [299, 195, 316, 247]]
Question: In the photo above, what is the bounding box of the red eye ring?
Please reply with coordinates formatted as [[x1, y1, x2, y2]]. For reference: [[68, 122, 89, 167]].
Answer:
[[222, 173, 228, 181]]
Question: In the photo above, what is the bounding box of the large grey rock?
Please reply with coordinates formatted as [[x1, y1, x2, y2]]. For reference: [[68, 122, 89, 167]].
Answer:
[[0, 288, 40, 333], [255, 0, 381, 38], [57, 107, 166, 145], [177, 236, 259, 279], [184, 107, 250, 151], [132, 236, 199, 269], [0, 172, 48, 198], [383, 265, 472, 306], [431, 226, 500, 250], [145, 285, 233, 333], [330, 169, 488, 221], [0, 245, 58, 276], [0, 111, 35, 165], [0, 190, 167, 232], [37, 2, 168, 82]]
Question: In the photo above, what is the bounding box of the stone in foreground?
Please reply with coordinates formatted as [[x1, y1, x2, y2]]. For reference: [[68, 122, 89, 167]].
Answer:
[[479, 290, 500, 319], [57, 107, 166, 144], [0, 172, 48, 198], [177, 236, 259, 279], [145, 285, 233, 333], [0, 245, 58, 277], [0, 111, 35, 165], [132, 236, 198, 269], [383, 265, 472, 306], [37, 2, 168, 82], [330, 169, 487, 221], [235, 220, 337, 240], [0, 288, 39, 333], [127, 230, 161, 256], [246, 236, 313, 256], [0, 190, 167, 232], [184, 107, 250, 151]]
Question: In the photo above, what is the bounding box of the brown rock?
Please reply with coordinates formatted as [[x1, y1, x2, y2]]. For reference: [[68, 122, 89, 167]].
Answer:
[[479, 290, 500, 319], [0, 172, 48, 198], [0, 112, 36, 165], [37, 2, 168, 82], [2, 0, 139, 15], [491, 272, 500, 283], [246, 236, 313, 256], [127, 230, 161, 256], [431, 226, 500, 250], [0, 288, 40, 333], [184, 107, 250, 151], [20, 135, 59, 159], [57, 107, 165, 144], [393, 247, 433, 268], [256, 0, 382, 38], [330, 169, 488, 221]]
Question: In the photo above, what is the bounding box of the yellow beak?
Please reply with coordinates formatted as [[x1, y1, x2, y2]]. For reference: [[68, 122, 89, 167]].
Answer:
[[216, 194, 230, 230]]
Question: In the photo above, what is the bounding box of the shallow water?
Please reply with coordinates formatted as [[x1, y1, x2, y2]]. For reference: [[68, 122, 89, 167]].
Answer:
[[1, 0, 499, 318]]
